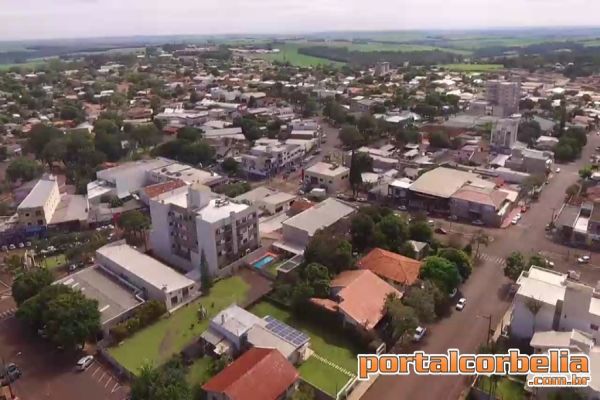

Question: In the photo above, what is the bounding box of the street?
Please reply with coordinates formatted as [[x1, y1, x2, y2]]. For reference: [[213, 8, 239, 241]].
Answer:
[[362, 132, 600, 400]]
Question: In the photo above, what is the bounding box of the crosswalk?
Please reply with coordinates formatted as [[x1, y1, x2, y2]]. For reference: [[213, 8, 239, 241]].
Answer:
[[0, 308, 16, 320], [478, 253, 505, 265]]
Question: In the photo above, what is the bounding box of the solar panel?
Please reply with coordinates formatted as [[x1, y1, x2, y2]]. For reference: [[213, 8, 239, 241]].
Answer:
[[263, 315, 309, 347]]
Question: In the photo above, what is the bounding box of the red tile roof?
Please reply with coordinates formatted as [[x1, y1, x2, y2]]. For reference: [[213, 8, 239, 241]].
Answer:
[[328, 270, 401, 331], [202, 348, 298, 400], [143, 179, 187, 199], [357, 248, 422, 286]]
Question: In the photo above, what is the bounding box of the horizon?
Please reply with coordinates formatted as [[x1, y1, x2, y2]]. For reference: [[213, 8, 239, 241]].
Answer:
[[3, 0, 600, 41]]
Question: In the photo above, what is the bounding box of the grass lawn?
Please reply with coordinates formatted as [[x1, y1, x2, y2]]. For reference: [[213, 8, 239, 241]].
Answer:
[[298, 356, 353, 397], [478, 376, 526, 400], [264, 261, 284, 278], [108, 276, 250, 374], [186, 356, 213, 386], [41, 254, 67, 270], [249, 301, 360, 373], [439, 63, 504, 72], [258, 43, 344, 67]]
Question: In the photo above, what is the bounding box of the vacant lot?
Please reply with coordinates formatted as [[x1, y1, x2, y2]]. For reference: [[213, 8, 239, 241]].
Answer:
[[109, 276, 250, 374]]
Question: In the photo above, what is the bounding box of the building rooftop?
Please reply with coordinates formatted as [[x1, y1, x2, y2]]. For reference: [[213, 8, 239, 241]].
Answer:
[[18, 176, 57, 209], [96, 242, 196, 293], [409, 167, 493, 199], [451, 185, 508, 209], [530, 329, 594, 351], [211, 305, 264, 337], [197, 198, 250, 224], [283, 198, 354, 237], [516, 266, 567, 306], [49, 194, 89, 224], [306, 162, 349, 177], [202, 348, 298, 400], [357, 248, 422, 286], [142, 179, 188, 200]]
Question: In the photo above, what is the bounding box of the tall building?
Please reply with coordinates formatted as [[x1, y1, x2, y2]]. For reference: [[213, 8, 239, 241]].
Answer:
[[149, 184, 259, 277], [17, 175, 60, 227], [374, 61, 391, 77], [490, 117, 520, 150], [485, 80, 520, 117]]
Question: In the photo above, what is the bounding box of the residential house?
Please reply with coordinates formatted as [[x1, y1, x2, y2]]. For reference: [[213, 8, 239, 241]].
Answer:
[[234, 187, 296, 216], [356, 248, 422, 290]]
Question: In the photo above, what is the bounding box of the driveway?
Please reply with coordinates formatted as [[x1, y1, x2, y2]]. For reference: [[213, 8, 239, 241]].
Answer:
[[362, 132, 600, 400]]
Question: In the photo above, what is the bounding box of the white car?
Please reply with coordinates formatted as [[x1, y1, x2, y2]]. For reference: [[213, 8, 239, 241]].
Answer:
[[545, 259, 555, 268], [555, 168, 561, 173], [456, 298, 466, 311], [76, 355, 94, 371], [413, 326, 427, 342], [578, 255, 591, 264]]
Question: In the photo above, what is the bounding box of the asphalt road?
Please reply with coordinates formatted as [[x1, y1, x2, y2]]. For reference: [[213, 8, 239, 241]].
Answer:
[[362, 132, 600, 400]]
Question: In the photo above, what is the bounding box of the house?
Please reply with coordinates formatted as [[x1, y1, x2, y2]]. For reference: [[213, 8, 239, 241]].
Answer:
[[535, 135, 559, 151], [202, 348, 299, 400], [149, 184, 259, 276], [449, 184, 512, 227], [95, 241, 199, 311], [406, 240, 429, 260], [303, 162, 350, 194], [276, 198, 355, 254], [234, 187, 296, 216], [311, 269, 401, 332], [510, 266, 600, 342], [356, 248, 422, 289], [17, 175, 60, 228], [387, 178, 412, 205]]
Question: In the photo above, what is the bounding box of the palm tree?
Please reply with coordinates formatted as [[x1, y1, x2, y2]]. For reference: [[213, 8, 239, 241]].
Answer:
[[525, 297, 544, 336], [471, 229, 490, 260]]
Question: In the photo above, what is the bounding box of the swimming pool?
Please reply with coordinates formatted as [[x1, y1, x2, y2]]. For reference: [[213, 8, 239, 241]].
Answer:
[[253, 255, 275, 269]]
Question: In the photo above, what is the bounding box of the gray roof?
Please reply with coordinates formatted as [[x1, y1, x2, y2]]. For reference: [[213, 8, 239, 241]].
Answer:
[[18, 177, 57, 209], [409, 167, 492, 199], [555, 205, 580, 228], [246, 324, 297, 359], [283, 198, 354, 236], [49, 194, 88, 225]]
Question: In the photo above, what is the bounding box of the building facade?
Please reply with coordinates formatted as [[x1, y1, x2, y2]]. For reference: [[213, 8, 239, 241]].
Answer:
[[17, 175, 61, 227]]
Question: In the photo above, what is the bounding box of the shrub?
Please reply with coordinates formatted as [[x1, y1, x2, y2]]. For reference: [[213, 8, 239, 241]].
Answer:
[[109, 300, 167, 342]]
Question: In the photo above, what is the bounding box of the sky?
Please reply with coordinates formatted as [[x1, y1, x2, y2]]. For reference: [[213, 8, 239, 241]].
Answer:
[[1, 0, 600, 41]]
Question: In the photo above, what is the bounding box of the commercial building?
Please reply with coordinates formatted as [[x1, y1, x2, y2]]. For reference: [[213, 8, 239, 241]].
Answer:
[[490, 117, 519, 150], [149, 184, 259, 277], [485, 80, 520, 117], [277, 198, 355, 253], [303, 162, 350, 194], [17, 175, 60, 227], [234, 187, 296, 216], [147, 161, 224, 188], [241, 143, 304, 178], [96, 241, 199, 311], [374, 61, 391, 77], [505, 147, 554, 175]]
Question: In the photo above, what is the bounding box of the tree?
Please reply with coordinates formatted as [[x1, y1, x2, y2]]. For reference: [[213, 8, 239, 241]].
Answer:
[[119, 210, 150, 246], [420, 256, 461, 294], [177, 127, 202, 142], [93, 119, 120, 136], [130, 360, 192, 400], [402, 285, 437, 323], [6, 158, 42, 182], [409, 220, 433, 243], [579, 166, 593, 180], [17, 284, 100, 349], [238, 117, 261, 142], [517, 120, 542, 145], [12, 268, 54, 306], [428, 132, 450, 148], [384, 294, 419, 344], [304, 231, 353, 275], [221, 157, 239, 175], [94, 132, 123, 161], [0, 146, 7, 162], [529, 254, 547, 268], [179, 141, 215, 166], [302, 263, 331, 298], [471, 229, 490, 260], [349, 150, 373, 196], [350, 213, 375, 252], [566, 183, 581, 198], [504, 251, 527, 281], [437, 248, 472, 280], [375, 214, 409, 252], [130, 124, 161, 149], [339, 124, 364, 149], [357, 114, 377, 136], [27, 124, 63, 157]]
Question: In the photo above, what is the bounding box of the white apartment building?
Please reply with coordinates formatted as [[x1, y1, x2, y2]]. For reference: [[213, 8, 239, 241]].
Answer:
[[511, 266, 600, 342], [304, 162, 350, 194], [17, 175, 61, 227], [149, 184, 259, 277], [241, 143, 304, 178], [485, 80, 521, 117], [147, 161, 225, 188]]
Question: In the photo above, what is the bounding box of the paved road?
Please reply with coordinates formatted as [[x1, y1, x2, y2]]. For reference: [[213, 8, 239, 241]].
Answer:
[[362, 132, 600, 400], [0, 318, 128, 400]]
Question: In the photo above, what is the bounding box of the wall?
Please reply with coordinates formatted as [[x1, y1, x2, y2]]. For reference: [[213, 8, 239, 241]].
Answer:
[[511, 297, 557, 339], [282, 224, 310, 249]]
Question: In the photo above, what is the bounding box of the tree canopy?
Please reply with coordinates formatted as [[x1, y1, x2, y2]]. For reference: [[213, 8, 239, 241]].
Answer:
[[12, 268, 54, 306], [419, 256, 461, 294], [504, 251, 527, 281], [130, 360, 192, 400], [6, 157, 43, 182]]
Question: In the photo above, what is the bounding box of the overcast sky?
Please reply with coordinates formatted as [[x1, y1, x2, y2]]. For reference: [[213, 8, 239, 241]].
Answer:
[[2, 0, 600, 41]]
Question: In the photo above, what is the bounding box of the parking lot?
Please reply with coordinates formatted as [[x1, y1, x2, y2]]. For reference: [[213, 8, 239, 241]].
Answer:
[[0, 318, 128, 400]]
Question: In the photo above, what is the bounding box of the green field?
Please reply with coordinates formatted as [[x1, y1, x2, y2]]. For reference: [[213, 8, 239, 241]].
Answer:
[[258, 43, 344, 67], [186, 356, 213, 386], [109, 276, 250, 374], [439, 63, 504, 72], [298, 356, 353, 396], [477, 376, 526, 400], [0, 60, 47, 71], [41, 254, 67, 270]]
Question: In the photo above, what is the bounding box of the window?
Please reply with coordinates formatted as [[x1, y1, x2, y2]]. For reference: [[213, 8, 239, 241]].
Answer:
[[25, 213, 30, 217], [592, 324, 599, 331], [171, 295, 179, 305], [35, 210, 42, 216]]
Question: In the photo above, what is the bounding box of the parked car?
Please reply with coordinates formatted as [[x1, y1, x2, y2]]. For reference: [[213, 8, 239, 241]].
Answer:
[[8, 244, 15, 250], [413, 326, 427, 342], [434, 227, 448, 235], [578, 255, 591, 264], [545, 259, 555, 268], [456, 298, 466, 311], [76, 355, 94, 371], [427, 219, 435, 226], [1, 246, 7, 252], [398, 205, 407, 211], [18, 242, 24, 248], [555, 168, 561, 173], [1, 363, 22, 385]]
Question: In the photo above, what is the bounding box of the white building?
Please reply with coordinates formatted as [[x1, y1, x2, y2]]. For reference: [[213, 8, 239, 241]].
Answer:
[[276, 198, 355, 253], [241, 143, 304, 178], [304, 162, 350, 194], [147, 161, 224, 188], [510, 266, 600, 341], [490, 117, 520, 150], [234, 186, 296, 216], [149, 184, 259, 277], [96, 241, 199, 311], [17, 175, 60, 227]]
